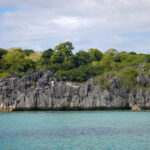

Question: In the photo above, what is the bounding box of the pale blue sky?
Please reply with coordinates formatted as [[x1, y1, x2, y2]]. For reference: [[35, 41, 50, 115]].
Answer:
[[0, 0, 150, 53]]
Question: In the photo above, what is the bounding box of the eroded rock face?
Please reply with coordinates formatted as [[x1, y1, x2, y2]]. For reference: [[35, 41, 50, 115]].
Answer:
[[0, 70, 150, 111]]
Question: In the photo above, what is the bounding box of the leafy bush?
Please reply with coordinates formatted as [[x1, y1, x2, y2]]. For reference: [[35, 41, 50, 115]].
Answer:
[[0, 41, 150, 88], [117, 68, 138, 90]]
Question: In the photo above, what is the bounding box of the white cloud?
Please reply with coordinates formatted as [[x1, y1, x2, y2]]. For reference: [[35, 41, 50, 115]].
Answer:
[[0, 0, 150, 53]]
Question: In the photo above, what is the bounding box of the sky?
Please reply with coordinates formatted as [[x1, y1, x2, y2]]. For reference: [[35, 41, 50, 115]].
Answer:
[[0, 0, 150, 53]]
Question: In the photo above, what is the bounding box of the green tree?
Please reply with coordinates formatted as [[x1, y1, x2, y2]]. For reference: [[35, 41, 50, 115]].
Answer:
[[0, 48, 7, 59], [23, 49, 34, 56], [74, 50, 91, 66], [129, 51, 137, 55], [54, 41, 74, 61], [50, 52, 65, 64], [41, 48, 54, 64], [88, 48, 103, 61], [1, 50, 35, 75], [100, 53, 114, 71], [105, 48, 119, 56]]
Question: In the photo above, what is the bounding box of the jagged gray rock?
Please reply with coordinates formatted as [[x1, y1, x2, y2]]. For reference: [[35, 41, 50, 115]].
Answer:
[[0, 70, 150, 111]]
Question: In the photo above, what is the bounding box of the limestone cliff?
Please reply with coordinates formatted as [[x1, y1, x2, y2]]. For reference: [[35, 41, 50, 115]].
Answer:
[[0, 70, 150, 111]]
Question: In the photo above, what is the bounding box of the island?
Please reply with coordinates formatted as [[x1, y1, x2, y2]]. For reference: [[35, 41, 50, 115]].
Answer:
[[0, 42, 150, 111]]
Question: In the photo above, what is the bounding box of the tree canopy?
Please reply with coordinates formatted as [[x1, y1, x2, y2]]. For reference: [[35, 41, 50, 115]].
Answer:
[[0, 41, 150, 84]]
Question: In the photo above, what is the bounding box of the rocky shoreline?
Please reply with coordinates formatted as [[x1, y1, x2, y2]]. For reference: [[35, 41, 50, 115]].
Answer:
[[0, 70, 150, 112]]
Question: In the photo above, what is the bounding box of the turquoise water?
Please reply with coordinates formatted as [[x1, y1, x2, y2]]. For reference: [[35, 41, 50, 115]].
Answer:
[[0, 111, 150, 150]]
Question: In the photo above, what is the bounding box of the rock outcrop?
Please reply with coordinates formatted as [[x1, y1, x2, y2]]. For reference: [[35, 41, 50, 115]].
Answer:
[[0, 70, 150, 111]]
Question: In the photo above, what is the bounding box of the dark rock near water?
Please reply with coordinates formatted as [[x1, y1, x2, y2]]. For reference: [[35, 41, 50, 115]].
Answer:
[[0, 70, 150, 111]]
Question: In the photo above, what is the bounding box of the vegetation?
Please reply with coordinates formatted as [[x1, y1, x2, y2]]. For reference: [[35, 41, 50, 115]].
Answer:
[[0, 42, 150, 87]]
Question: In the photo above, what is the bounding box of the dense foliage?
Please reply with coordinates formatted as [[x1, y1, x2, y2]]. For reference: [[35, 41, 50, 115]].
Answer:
[[0, 42, 150, 85]]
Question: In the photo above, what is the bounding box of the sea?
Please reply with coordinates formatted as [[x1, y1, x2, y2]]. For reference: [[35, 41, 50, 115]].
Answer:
[[0, 111, 150, 150]]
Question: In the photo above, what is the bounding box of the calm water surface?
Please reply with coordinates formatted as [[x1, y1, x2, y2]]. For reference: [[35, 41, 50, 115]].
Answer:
[[0, 111, 150, 150]]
